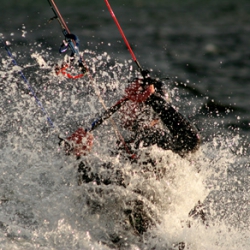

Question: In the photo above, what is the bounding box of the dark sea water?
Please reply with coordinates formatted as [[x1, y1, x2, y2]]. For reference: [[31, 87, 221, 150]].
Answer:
[[0, 0, 250, 249]]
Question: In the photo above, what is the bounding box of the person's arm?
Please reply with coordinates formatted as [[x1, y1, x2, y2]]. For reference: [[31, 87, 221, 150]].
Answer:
[[146, 94, 201, 154]]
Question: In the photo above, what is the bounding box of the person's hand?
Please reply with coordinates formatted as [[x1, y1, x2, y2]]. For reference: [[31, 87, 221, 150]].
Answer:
[[125, 79, 155, 103], [65, 128, 93, 157]]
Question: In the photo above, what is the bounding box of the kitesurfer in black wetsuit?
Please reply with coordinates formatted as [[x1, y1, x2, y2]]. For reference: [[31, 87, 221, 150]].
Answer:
[[63, 71, 201, 158], [62, 70, 200, 158]]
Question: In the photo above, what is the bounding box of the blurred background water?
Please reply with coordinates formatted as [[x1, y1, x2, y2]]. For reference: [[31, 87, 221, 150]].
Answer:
[[0, 0, 250, 249]]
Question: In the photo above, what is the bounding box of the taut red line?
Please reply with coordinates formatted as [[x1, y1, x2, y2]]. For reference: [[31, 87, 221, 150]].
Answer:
[[104, 0, 143, 73]]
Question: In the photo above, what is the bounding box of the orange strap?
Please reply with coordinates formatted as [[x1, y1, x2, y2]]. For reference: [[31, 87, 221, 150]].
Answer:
[[55, 63, 85, 79]]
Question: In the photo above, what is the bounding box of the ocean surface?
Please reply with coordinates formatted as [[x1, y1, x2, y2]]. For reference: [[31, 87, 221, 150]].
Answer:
[[0, 0, 250, 249]]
